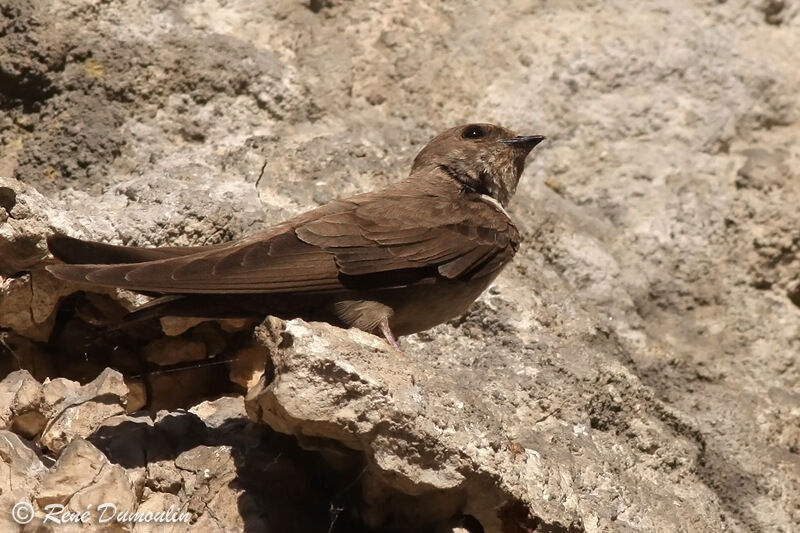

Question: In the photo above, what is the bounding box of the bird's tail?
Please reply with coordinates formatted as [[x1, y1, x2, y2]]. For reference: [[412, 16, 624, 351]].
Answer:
[[47, 234, 210, 265], [46, 234, 262, 329]]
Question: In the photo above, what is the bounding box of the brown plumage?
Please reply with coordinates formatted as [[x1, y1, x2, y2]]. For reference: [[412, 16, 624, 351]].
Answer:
[[46, 123, 544, 347]]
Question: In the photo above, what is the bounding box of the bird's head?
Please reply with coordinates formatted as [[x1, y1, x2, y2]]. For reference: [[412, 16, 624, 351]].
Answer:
[[411, 123, 545, 206]]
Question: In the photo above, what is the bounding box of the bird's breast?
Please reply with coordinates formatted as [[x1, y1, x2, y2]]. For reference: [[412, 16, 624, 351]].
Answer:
[[384, 275, 499, 336]]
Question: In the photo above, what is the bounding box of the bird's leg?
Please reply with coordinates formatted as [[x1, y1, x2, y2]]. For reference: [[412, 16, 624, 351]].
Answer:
[[379, 319, 401, 351]]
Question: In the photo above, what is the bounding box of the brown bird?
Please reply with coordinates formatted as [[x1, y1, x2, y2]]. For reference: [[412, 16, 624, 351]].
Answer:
[[46, 124, 544, 348]]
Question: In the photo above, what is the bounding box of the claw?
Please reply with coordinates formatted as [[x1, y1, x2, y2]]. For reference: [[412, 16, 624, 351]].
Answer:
[[379, 319, 402, 352]]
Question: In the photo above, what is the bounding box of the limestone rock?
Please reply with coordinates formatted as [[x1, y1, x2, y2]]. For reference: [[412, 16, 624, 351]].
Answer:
[[1, 0, 800, 531], [188, 396, 248, 429], [245, 319, 726, 532], [38, 368, 129, 453], [0, 430, 47, 531], [0, 333, 56, 382], [36, 438, 107, 507], [142, 338, 207, 366], [125, 380, 147, 414], [0, 369, 42, 431], [226, 345, 268, 389], [0, 271, 70, 342], [146, 366, 216, 412], [68, 461, 137, 532], [33, 437, 137, 532], [158, 317, 208, 337]]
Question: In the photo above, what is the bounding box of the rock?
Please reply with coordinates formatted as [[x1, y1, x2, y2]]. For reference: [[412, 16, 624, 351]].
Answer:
[[245, 319, 729, 532], [88, 413, 151, 495], [0, 177, 88, 341], [188, 396, 248, 429], [0, 332, 56, 381], [189, 322, 228, 357], [0, 369, 48, 439], [74, 292, 131, 327], [142, 338, 207, 366], [0, 272, 69, 342], [226, 316, 282, 390], [218, 319, 256, 333], [68, 460, 137, 532], [0, 178, 63, 275], [0, 369, 42, 429], [38, 377, 82, 419], [12, 410, 47, 440], [1, 0, 799, 531], [0, 430, 47, 531], [36, 438, 107, 507], [125, 380, 147, 414], [146, 458, 184, 495], [146, 366, 217, 412], [227, 345, 267, 389], [39, 368, 128, 453], [246, 320, 401, 449], [159, 317, 208, 337], [131, 491, 190, 533], [34, 437, 137, 532], [735, 148, 790, 190]]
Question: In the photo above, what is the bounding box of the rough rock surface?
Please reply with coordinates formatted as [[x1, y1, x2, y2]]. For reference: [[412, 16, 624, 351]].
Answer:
[[0, 392, 342, 532], [1, 0, 799, 532], [244, 319, 737, 532]]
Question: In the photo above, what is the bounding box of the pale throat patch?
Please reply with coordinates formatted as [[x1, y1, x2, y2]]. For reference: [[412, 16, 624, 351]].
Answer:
[[479, 194, 510, 218]]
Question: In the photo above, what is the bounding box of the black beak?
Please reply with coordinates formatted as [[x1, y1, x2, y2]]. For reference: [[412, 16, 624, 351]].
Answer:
[[499, 135, 546, 149]]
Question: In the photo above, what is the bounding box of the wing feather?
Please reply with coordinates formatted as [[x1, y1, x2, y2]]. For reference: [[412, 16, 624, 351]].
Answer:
[[47, 192, 519, 293]]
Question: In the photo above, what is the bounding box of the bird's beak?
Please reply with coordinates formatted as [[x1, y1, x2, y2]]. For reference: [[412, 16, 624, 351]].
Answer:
[[499, 135, 546, 149]]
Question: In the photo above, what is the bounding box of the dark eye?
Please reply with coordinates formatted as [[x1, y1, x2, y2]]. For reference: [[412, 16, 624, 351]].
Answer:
[[461, 125, 485, 140]]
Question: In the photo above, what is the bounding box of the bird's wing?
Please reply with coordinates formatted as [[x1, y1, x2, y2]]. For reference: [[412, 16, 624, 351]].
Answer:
[[46, 194, 518, 294], [296, 194, 518, 280]]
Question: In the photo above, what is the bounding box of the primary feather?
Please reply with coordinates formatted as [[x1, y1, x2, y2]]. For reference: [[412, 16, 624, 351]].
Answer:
[[47, 191, 517, 295]]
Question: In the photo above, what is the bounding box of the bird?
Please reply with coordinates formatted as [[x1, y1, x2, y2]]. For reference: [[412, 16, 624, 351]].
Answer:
[[46, 123, 544, 349]]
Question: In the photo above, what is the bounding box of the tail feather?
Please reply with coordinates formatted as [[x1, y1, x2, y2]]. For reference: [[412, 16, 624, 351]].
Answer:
[[46, 263, 99, 284], [47, 234, 210, 265], [44, 233, 339, 327]]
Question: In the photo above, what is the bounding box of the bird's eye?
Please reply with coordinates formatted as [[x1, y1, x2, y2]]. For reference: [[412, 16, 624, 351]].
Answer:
[[461, 125, 485, 140]]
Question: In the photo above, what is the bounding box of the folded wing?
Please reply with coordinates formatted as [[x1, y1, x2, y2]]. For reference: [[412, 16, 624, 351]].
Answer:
[[47, 194, 518, 294]]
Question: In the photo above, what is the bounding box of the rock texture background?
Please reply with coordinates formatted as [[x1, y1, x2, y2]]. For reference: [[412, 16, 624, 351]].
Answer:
[[1, 0, 799, 531]]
